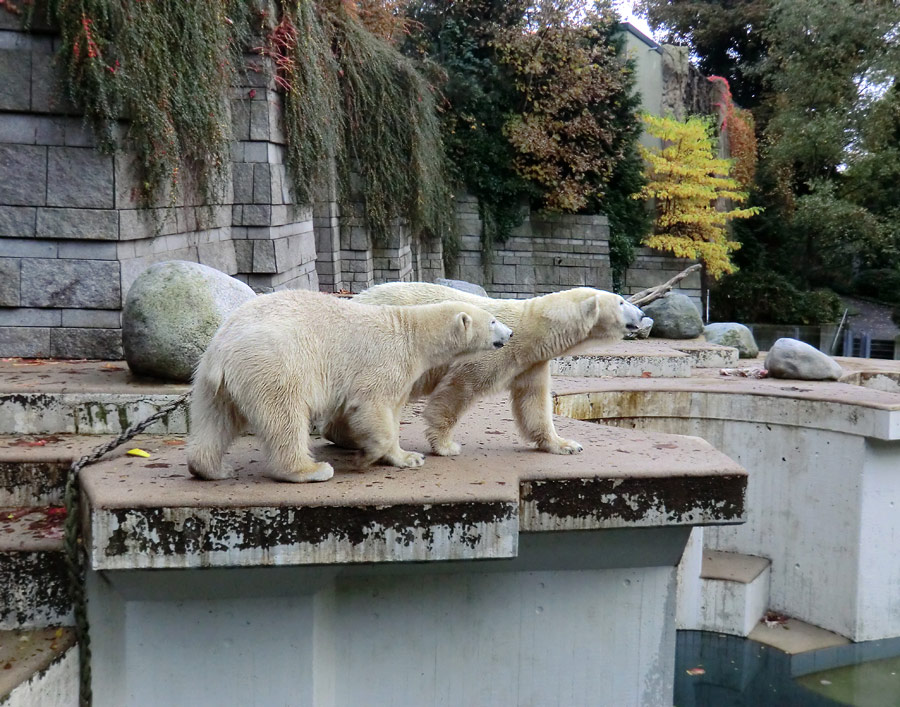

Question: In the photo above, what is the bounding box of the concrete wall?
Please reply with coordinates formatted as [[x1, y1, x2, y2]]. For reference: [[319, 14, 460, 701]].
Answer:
[[556, 387, 900, 643]]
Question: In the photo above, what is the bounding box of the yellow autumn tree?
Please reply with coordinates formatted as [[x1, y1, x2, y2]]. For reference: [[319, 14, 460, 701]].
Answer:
[[637, 114, 761, 279]]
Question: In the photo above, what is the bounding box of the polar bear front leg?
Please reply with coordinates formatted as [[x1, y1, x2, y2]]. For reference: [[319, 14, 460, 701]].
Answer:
[[347, 402, 425, 468], [510, 363, 583, 455], [422, 374, 479, 456]]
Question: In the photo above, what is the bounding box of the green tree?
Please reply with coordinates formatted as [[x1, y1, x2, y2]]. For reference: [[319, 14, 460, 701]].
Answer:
[[637, 114, 760, 279]]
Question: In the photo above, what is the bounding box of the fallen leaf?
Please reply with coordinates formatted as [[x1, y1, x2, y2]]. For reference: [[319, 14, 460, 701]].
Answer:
[[685, 667, 705, 676], [126, 449, 151, 458], [641, 371, 652, 378], [162, 439, 185, 446]]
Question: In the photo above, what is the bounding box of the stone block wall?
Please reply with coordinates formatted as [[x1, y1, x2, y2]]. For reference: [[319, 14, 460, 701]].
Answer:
[[450, 195, 699, 301]]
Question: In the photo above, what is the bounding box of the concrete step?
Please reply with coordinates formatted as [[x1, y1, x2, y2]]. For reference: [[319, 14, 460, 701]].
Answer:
[[749, 614, 851, 656], [0, 627, 78, 706], [0, 434, 185, 506], [698, 550, 771, 637], [552, 340, 693, 378], [0, 507, 72, 630], [661, 339, 740, 368]]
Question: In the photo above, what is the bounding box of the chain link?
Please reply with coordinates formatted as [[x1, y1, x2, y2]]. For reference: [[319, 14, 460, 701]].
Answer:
[[63, 391, 191, 707]]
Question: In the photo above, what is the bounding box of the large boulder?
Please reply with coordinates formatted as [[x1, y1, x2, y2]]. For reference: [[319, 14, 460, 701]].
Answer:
[[704, 322, 759, 358], [764, 338, 844, 381], [642, 293, 704, 339], [123, 261, 256, 381], [435, 278, 488, 297]]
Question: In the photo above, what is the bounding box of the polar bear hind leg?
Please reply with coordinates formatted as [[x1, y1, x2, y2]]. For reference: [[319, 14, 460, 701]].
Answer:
[[187, 365, 246, 480], [345, 401, 425, 468], [233, 386, 334, 483], [510, 362, 583, 455]]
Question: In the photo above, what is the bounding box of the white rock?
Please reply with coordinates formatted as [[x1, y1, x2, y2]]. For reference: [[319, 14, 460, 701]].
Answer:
[[764, 338, 843, 381], [123, 261, 256, 381]]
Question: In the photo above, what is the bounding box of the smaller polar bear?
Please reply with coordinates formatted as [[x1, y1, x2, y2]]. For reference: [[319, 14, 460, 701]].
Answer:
[[353, 283, 643, 457], [186, 290, 512, 483]]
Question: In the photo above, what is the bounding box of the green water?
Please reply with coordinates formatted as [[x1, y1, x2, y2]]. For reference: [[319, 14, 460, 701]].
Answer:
[[796, 655, 900, 707]]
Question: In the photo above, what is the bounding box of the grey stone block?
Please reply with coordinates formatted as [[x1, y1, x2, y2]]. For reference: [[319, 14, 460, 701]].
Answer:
[[249, 99, 270, 141], [252, 240, 277, 273], [30, 51, 77, 114], [234, 240, 253, 271], [231, 99, 251, 140], [58, 240, 118, 260], [51, 328, 123, 359], [0, 49, 31, 111], [197, 241, 238, 275], [0, 307, 61, 326], [37, 207, 118, 240], [242, 142, 268, 163], [0, 113, 39, 144], [0, 258, 20, 306], [0, 327, 51, 357], [253, 164, 272, 203], [0, 238, 57, 258], [21, 258, 121, 309], [0, 145, 46, 206], [233, 163, 254, 204], [0, 206, 37, 238], [47, 147, 114, 208], [241, 204, 272, 226], [35, 117, 66, 145], [61, 309, 122, 328]]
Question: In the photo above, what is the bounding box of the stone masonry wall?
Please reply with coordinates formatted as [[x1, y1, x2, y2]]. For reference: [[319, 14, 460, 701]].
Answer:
[[449, 195, 701, 302]]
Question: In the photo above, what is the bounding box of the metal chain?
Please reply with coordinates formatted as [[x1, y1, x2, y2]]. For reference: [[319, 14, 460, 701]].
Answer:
[[63, 391, 192, 707]]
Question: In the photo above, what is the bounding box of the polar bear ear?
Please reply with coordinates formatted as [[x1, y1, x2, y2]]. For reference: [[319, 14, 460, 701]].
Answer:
[[580, 293, 601, 321], [456, 311, 473, 336]]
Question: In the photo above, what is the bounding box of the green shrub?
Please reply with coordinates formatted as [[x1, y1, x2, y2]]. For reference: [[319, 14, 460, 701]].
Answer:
[[851, 269, 900, 304], [712, 270, 842, 325]]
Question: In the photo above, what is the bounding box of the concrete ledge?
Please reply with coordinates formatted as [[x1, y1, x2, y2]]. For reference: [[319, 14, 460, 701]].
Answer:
[[0, 628, 77, 705], [552, 340, 692, 378], [552, 375, 900, 440], [80, 405, 746, 570]]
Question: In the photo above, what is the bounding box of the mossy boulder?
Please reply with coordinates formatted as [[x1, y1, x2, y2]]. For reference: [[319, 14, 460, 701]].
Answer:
[[642, 293, 704, 339], [123, 261, 256, 381], [704, 322, 759, 358]]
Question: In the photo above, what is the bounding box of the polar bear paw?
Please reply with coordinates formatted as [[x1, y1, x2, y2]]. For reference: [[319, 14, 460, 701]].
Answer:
[[432, 440, 462, 457], [543, 437, 584, 455], [392, 450, 426, 468], [266, 462, 334, 483]]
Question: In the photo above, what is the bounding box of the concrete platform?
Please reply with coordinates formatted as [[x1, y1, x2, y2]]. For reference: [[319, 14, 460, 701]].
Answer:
[[78, 401, 746, 570], [749, 617, 851, 655], [0, 627, 77, 706]]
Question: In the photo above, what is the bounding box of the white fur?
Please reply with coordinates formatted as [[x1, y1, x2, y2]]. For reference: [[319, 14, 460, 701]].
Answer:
[[186, 290, 511, 483], [353, 283, 643, 456]]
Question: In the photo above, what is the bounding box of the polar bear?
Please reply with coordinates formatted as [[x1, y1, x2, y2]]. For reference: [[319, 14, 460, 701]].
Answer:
[[353, 283, 643, 456], [186, 290, 512, 483]]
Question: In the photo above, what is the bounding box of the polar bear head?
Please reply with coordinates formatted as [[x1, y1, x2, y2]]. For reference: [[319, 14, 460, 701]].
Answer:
[[436, 302, 512, 353], [545, 288, 644, 341], [446, 303, 513, 351]]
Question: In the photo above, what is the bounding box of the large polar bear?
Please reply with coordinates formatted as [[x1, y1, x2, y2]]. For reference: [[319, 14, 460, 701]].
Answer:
[[353, 283, 643, 456], [186, 290, 512, 483]]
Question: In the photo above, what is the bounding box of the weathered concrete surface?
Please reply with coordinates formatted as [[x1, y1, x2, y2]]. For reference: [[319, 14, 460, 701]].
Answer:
[[0, 627, 77, 706], [552, 340, 692, 378], [79, 401, 745, 570], [0, 508, 71, 629], [697, 550, 771, 637], [551, 373, 900, 441], [553, 367, 900, 642], [662, 338, 739, 368], [0, 359, 188, 435]]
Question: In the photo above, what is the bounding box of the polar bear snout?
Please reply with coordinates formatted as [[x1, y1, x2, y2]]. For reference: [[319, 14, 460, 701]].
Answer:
[[620, 300, 644, 332], [491, 319, 513, 348]]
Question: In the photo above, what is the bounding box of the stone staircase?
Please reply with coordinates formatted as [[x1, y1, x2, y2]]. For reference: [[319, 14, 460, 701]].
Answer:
[[1, 437, 80, 706]]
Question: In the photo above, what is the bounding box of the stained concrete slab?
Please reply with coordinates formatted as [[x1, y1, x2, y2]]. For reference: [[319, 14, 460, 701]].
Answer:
[[78, 399, 746, 570], [701, 550, 770, 584], [749, 617, 851, 655], [0, 628, 76, 701], [552, 340, 692, 378]]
